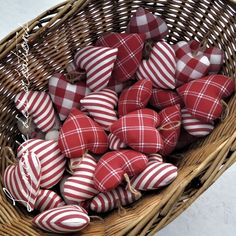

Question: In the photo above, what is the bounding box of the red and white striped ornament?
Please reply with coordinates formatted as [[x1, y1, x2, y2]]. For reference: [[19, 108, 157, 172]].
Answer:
[[17, 139, 66, 189], [108, 133, 127, 150], [75, 46, 118, 91], [148, 153, 163, 163], [33, 205, 90, 233], [15, 91, 56, 132], [90, 186, 141, 213], [80, 89, 118, 130]]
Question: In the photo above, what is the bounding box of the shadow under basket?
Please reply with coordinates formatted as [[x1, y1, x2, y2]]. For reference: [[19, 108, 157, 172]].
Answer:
[[0, 0, 236, 235]]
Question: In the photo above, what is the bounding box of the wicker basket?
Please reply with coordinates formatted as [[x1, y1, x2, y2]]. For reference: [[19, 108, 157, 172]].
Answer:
[[0, 0, 235, 235]]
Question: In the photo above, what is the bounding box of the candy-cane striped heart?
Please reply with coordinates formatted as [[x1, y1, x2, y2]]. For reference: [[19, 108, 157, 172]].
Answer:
[[35, 189, 65, 212], [108, 133, 127, 150], [17, 139, 66, 189], [90, 186, 141, 213], [3, 151, 41, 211], [33, 205, 90, 233], [130, 161, 177, 191], [148, 153, 163, 163], [182, 108, 214, 137], [75, 46, 118, 91], [15, 91, 56, 132], [136, 42, 176, 89], [80, 89, 118, 130]]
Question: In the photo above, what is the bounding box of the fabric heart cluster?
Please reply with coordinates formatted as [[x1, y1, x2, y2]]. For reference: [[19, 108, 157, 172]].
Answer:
[[4, 7, 235, 234]]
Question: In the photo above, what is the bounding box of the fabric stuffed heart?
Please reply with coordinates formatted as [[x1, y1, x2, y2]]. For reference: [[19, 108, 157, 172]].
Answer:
[[158, 105, 182, 156], [110, 108, 164, 154], [90, 186, 141, 213], [35, 189, 65, 212], [148, 153, 163, 163], [181, 108, 214, 137], [126, 7, 168, 41], [149, 88, 184, 110], [58, 108, 108, 158], [48, 73, 91, 121], [80, 88, 118, 130], [96, 32, 145, 82], [136, 42, 176, 89], [118, 79, 152, 117], [177, 75, 235, 122], [15, 91, 56, 132], [63, 153, 99, 203], [108, 133, 127, 150], [3, 151, 41, 211], [74, 45, 118, 91], [94, 150, 148, 192], [33, 205, 90, 233], [17, 139, 66, 189]]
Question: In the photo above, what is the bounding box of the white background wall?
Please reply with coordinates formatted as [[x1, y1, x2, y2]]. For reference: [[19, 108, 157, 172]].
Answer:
[[0, 1, 235, 235]]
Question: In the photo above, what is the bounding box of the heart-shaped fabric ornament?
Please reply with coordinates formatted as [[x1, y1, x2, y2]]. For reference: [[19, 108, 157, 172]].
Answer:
[[148, 153, 163, 163], [108, 133, 127, 150], [126, 7, 168, 41], [3, 151, 41, 212], [136, 42, 176, 89], [182, 108, 214, 137], [15, 91, 56, 132], [80, 88, 118, 130], [118, 79, 152, 117], [159, 105, 182, 156], [96, 32, 145, 82], [17, 139, 66, 189], [149, 88, 184, 110], [90, 186, 141, 213], [48, 73, 91, 121], [177, 75, 235, 122], [75, 45, 118, 91], [58, 108, 108, 158], [35, 189, 65, 212], [63, 153, 99, 203], [110, 108, 164, 154], [33, 205, 90, 233], [94, 150, 148, 192], [173, 41, 191, 59]]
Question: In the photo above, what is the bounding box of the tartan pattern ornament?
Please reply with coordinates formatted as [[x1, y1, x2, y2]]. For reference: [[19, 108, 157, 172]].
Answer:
[[108, 133, 128, 150], [126, 7, 168, 41], [17, 139, 66, 189], [96, 32, 145, 82], [15, 91, 56, 132], [94, 150, 148, 192], [118, 79, 152, 117], [177, 75, 235, 122], [90, 186, 141, 213], [48, 73, 90, 121], [80, 88, 118, 130], [110, 108, 164, 154], [33, 205, 90, 233], [58, 108, 108, 158], [74, 45, 118, 91], [136, 42, 176, 89]]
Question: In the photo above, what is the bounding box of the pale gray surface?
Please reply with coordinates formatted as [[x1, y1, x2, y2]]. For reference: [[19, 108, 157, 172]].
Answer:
[[0, 1, 235, 235]]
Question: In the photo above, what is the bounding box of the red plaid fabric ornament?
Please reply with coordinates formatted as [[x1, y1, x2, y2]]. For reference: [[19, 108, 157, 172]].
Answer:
[[33, 205, 90, 233], [3, 151, 41, 211], [49, 73, 90, 121], [90, 186, 141, 213], [108, 133, 127, 150], [15, 91, 56, 132], [177, 75, 235, 122], [110, 108, 164, 154], [58, 108, 108, 158], [150, 88, 184, 110], [17, 139, 66, 189], [173, 41, 191, 59], [35, 189, 65, 212], [159, 105, 182, 156], [182, 108, 214, 137], [118, 79, 152, 117], [96, 32, 145, 82], [94, 150, 148, 192], [136, 42, 176, 89], [126, 7, 168, 41], [74, 45, 118, 91], [80, 88, 118, 130]]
